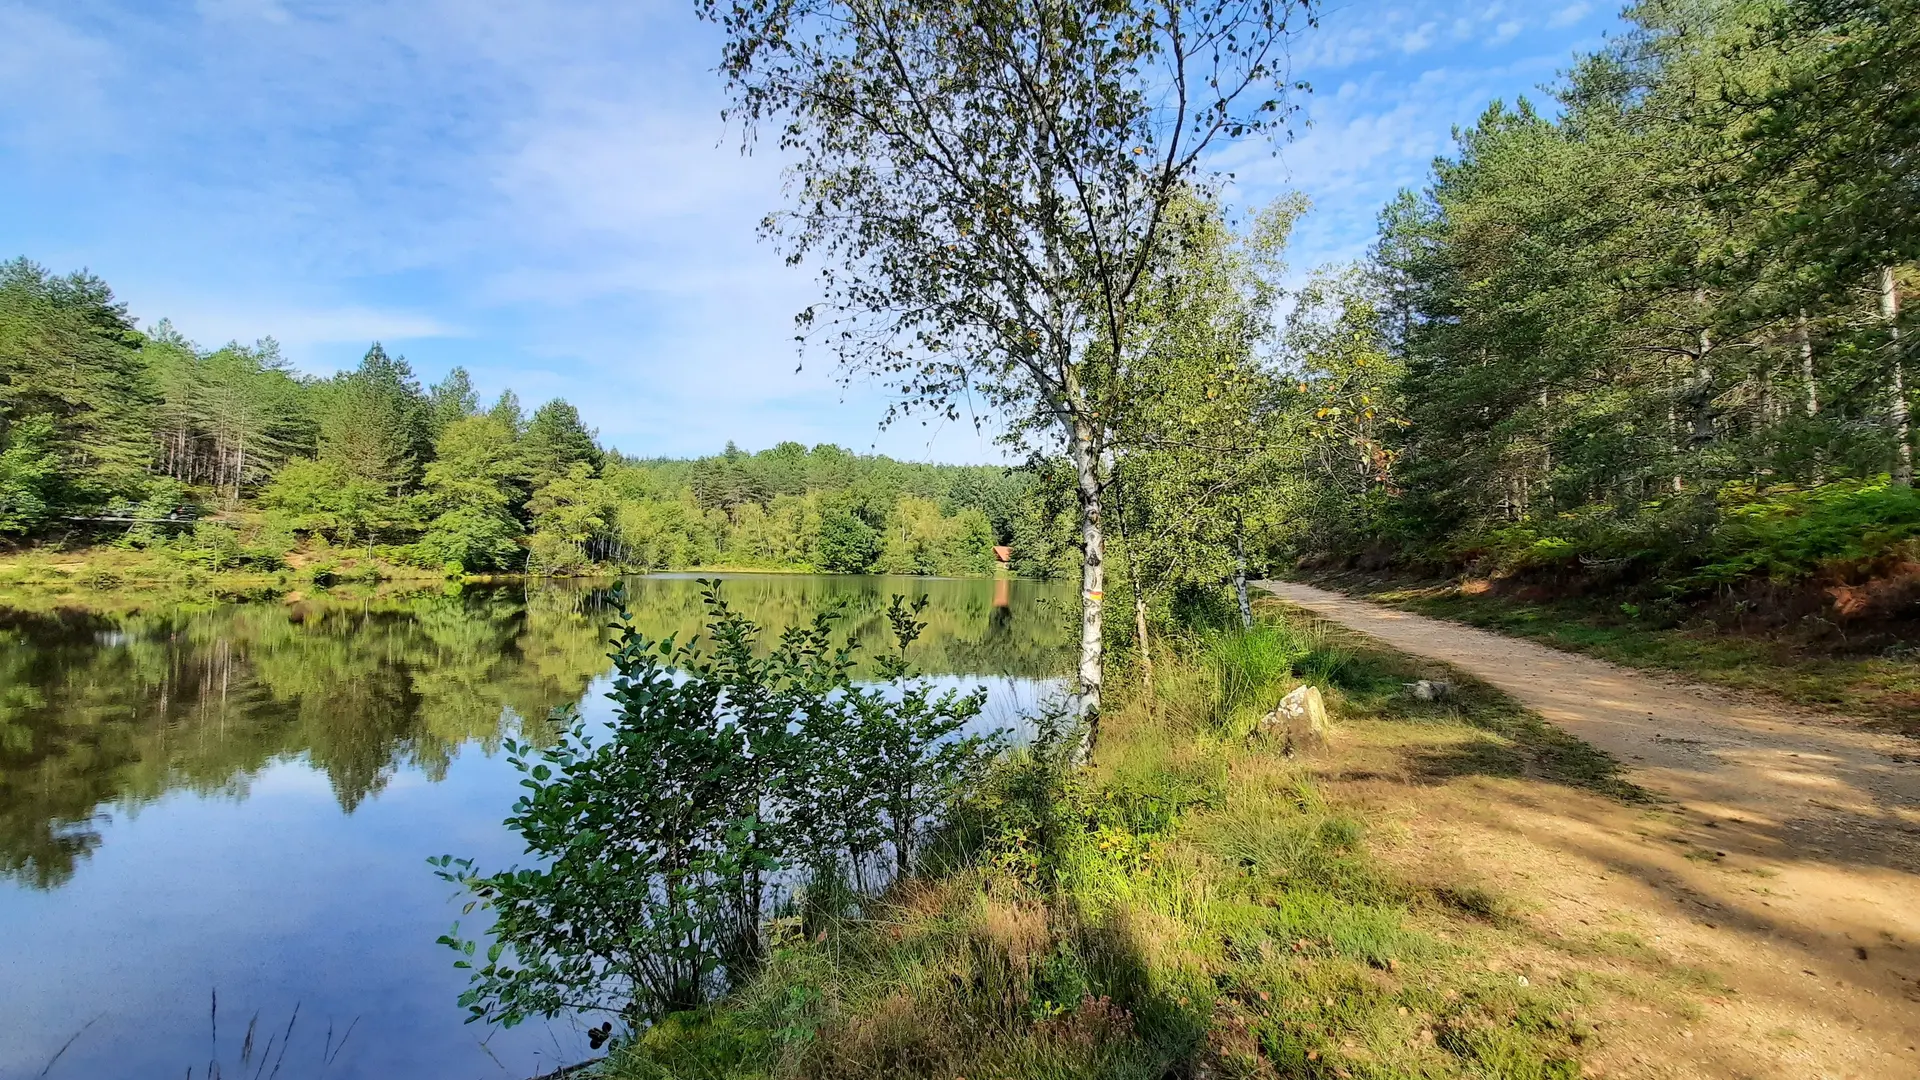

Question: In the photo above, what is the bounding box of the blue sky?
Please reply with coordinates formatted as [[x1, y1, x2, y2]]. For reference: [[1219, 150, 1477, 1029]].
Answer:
[[0, 0, 1620, 462]]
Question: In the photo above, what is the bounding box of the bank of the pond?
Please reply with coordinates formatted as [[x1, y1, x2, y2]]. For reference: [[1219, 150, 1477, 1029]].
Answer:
[[599, 609, 1736, 1080], [0, 544, 1019, 612]]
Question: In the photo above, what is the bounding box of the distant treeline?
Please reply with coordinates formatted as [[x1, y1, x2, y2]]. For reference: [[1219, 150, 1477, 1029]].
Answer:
[[0, 257, 1081, 576]]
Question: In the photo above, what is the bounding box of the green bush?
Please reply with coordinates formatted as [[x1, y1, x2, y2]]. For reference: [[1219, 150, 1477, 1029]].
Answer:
[[1686, 479, 1920, 588], [0, 414, 59, 536], [1443, 478, 1920, 595], [433, 584, 1004, 1032]]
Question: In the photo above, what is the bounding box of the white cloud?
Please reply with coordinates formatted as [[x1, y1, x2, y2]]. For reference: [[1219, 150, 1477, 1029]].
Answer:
[[1548, 2, 1591, 29], [136, 298, 462, 362], [0, 4, 116, 149], [194, 0, 290, 23], [1219, 52, 1569, 275], [1401, 21, 1438, 53], [1489, 19, 1525, 45]]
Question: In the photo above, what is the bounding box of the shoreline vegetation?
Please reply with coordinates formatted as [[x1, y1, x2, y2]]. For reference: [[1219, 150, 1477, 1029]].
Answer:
[[0, 256, 1088, 589], [0, 542, 1019, 607], [448, 589, 1705, 1079]]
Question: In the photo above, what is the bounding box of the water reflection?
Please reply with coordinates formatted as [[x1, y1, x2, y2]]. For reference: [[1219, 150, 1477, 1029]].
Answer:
[[0, 574, 1073, 891], [0, 574, 1072, 1080]]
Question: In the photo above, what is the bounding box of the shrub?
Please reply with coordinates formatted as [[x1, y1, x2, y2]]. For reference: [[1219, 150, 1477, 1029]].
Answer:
[[0, 414, 59, 537], [433, 583, 1004, 1033], [1686, 479, 1920, 589]]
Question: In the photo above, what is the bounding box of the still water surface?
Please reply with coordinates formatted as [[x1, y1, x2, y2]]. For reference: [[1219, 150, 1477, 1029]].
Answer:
[[0, 574, 1074, 1080]]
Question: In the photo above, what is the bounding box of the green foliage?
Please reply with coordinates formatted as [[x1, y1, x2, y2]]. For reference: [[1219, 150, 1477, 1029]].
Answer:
[[0, 254, 1034, 575], [527, 462, 612, 574], [1259, 0, 1920, 599], [521, 398, 602, 487], [426, 366, 480, 436], [416, 505, 524, 574], [416, 414, 528, 572], [434, 583, 1003, 1030], [316, 343, 431, 496], [0, 258, 152, 511], [163, 520, 284, 573], [813, 507, 880, 573], [148, 332, 312, 498], [1113, 195, 1306, 606], [703, 0, 1317, 728], [0, 414, 58, 535], [607, 614, 1604, 1080], [1687, 480, 1920, 587], [876, 498, 995, 576], [262, 457, 406, 547]]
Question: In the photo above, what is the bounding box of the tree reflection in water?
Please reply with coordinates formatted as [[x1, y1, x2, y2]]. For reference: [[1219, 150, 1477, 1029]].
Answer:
[[0, 574, 1073, 889]]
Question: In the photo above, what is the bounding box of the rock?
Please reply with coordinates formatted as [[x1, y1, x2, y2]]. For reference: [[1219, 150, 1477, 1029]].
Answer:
[[1405, 679, 1454, 702], [1253, 683, 1332, 755]]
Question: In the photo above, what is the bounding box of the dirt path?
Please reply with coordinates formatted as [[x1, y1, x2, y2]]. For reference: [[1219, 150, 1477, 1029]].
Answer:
[[1260, 579, 1920, 1077]]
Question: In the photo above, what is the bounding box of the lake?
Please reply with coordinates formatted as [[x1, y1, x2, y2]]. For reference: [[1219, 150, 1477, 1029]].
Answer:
[[0, 573, 1075, 1080]]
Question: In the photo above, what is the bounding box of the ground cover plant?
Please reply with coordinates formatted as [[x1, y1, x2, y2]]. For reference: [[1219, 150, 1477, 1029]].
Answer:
[[595, 609, 1663, 1079]]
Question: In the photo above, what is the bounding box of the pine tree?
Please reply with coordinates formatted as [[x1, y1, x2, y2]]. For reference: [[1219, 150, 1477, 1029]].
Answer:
[[0, 258, 154, 510], [317, 343, 431, 496], [521, 399, 602, 487], [427, 367, 480, 437]]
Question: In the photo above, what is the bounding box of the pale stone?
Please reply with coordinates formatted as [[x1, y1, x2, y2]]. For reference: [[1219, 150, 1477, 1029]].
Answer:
[[1405, 679, 1454, 702], [1252, 683, 1332, 754]]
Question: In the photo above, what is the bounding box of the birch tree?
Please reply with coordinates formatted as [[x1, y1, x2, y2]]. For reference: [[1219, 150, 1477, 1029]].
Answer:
[[1113, 193, 1298, 665], [700, 0, 1315, 757]]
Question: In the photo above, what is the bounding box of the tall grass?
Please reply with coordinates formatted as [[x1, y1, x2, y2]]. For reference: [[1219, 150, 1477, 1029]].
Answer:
[[1168, 619, 1383, 736], [604, 613, 1597, 1080]]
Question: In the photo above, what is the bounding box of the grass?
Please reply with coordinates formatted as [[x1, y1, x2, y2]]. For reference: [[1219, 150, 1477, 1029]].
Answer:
[[1292, 568, 1920, 734], [599, 613, 1668, 1079]]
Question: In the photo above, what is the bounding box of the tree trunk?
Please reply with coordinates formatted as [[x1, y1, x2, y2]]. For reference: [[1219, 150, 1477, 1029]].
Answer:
[[1133, 585, 1153, 705], [1112, 480, 1153, 708], [1797, 309, 1819, 417], [1689, 327, 1716, 446], [1067, 415, 1105, 765], [1883, 267, 1911, 488], [1233, 532, 1253, 630]]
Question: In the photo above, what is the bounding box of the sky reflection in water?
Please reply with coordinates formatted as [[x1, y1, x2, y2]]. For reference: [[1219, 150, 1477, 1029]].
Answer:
[[0, 574, 1072, 1080]]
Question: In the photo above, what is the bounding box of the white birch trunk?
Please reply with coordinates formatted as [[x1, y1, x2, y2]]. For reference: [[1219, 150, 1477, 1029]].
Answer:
[[1233, 533, 1253, 630], [1883, 267, 1911, 488], [1067, 415, 1105, 764], [1797, 309, 1819, 417]]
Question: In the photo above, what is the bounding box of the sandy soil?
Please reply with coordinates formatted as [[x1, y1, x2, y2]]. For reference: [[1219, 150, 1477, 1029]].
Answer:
[[1260, 580, 1920, 1079]]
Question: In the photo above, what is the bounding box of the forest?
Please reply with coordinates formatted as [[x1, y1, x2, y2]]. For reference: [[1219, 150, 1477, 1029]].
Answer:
[[1309, 0, 1918, 598], [1091, 0, 1920, 648], [0, 259, 1077, 578]]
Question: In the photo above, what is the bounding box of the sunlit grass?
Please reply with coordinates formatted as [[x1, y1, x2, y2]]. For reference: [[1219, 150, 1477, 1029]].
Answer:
[[605, 612, 1613, 1079]]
